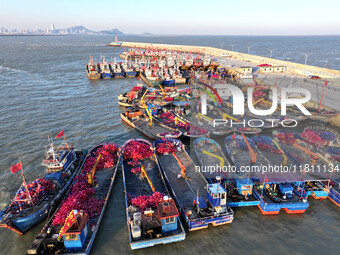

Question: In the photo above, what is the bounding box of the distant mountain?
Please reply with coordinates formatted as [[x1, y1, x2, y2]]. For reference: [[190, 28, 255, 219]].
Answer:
[[141, 33, 153, 36], [100, 28, 124, 35], [54, 26, 124, 35]]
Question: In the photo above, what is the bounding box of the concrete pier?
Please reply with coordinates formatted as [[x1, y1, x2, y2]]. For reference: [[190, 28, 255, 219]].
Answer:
[[108, 41, 340, 79]]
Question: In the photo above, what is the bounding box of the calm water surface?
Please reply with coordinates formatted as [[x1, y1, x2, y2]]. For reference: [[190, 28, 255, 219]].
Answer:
[[0, 35, 339, 255]]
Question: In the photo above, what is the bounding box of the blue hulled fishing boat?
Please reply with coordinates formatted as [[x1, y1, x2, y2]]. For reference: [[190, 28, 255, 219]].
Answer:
[[110, 58, 125, 78], [273, 130, 334, 200], [193, 137, 260, 207], [250, 135, 309, 214], [154, 138, 234, 231], [97, 56, 113, 79], [0, 133, 79, 235], [224, 133, 308, 214], [122, 138, 185, 250], [26, 142, 121, 255]]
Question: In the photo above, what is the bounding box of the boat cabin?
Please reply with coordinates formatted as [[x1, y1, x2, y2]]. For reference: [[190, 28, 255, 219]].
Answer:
[[206, 183, 227, 210], [157, 197, 179, 234], [279, 183, 294, 199], [61, 211, 89, 252], [235, 178, 253, 197], [147, 104, 162, 116]]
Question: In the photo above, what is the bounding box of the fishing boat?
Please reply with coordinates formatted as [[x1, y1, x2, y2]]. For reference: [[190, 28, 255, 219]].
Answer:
[[250, 135, 310, 214], [121, 60, 137, 78], [85, 57, 101, 80], [151, 106, 209, 138], [42, 135, 77, 172], [121, 108, 182, 139], [110, 58, 125, 78], [97, 57, 113, 79], [117, 84, 145, 101], [202, 55, 211, 68], [162, 77, 175, 86], [298, 126, 340, 205], [162, 68, 175, 86], [273, 129, 333, 200], [154, 138, 234, 231], [122, 139, 185, 250], [26, 142, 121, 255], [140, 72, 162, 87], [174, 103, 233, 136], [0, 134, 80, 235], [193, 137, 260, 207]]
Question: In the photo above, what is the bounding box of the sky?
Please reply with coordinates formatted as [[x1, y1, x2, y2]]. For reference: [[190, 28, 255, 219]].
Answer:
[[1, 0, 340, 35]]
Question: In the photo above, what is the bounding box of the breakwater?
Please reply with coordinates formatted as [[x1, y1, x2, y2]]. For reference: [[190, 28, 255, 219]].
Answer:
[[109, 41, 340, 79]]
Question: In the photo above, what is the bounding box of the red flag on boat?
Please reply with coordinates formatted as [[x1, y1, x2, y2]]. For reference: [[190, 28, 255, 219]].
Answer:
[[324, 79, 328, 87], [56, 130, 64, 139], [10, 162, 22, 174]]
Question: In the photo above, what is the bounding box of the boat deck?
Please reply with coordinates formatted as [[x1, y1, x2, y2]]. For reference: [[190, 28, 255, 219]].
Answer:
[[157, 150, 208, 220], [133, 117, 178, 139], [123, 158, 168, 196], [194, 140, 231, 179], [253, 183, 302, 203], [225, 139, 270, 175]]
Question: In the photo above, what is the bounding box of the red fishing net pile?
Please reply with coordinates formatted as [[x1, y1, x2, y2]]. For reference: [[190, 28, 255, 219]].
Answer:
[[252, 137, 281, 154], [301, 129, 335, 147], [51, 143, 119, 226], [123, 141, 153, 162], [129, 192, 165, 211], [131, 167, 141, 174], [253, 91, 266, 100], [156, 141, 177, 155], [10, 178, 55, 213], [159, 131, 180, 137], [256, 143, 281, 154], [274, 132, 296, 145]]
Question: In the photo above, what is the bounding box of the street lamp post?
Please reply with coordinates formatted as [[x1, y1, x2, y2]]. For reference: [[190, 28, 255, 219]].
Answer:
[[246, 45, 252, 54], [302, 52, 313, 65], [220, 42, 225, 49], [268, 49, 276, 59]]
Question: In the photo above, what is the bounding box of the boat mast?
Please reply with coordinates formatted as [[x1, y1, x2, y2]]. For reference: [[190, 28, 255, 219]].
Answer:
[[48, 135, 56, 160], [14, 159, 34, 207]]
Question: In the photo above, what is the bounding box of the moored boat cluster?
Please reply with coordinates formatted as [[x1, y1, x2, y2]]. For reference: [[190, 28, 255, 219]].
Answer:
[[1, 44, 340, 255]]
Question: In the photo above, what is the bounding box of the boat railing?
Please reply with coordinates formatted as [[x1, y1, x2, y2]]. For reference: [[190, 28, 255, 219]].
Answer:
[[188, 209, 233, 223]]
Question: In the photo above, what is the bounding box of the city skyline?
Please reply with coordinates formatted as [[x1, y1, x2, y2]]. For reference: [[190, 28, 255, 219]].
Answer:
[[1, 0, 340, 35]]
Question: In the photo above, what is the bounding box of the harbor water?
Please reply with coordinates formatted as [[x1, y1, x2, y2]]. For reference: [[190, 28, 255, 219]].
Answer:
[[0, 35, 339, 255]]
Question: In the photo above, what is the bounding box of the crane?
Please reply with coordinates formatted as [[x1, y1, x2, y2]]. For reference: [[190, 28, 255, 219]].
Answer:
[[175, 116, 187, 126], [140, 88, 149, 105], [88, 153, 102, 185], [158, 84, 165, 98], [172, 152, 190, 179], [140, 165, 155, 192], [272, 139, 287, 166], [203, 150, 225, 168], [293, 143, 318, 165], [143, 104, 153, 127], [240, 133, 257, 164]]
